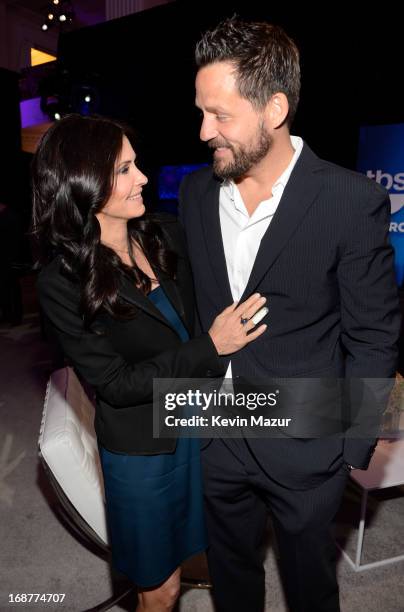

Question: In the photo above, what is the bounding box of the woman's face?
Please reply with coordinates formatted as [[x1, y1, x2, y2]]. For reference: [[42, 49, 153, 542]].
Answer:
[[100, 135, 148, 221]]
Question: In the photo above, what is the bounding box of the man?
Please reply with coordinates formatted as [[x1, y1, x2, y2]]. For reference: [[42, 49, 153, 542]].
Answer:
[[179, 17, 400, 612]]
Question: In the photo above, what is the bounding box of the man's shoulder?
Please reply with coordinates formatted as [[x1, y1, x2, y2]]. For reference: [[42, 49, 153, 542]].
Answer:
[[181, 165, 216, 194], [299, 141, 387, 199], [187, 165, 214, 182], [315, 156, 388, 200]]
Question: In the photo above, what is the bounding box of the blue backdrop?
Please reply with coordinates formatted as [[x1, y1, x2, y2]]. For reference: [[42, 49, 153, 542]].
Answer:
[[357, 123, 404, 286]]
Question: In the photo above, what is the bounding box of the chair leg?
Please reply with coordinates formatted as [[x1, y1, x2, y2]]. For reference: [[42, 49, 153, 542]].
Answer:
[[82, 584, 136, 612]]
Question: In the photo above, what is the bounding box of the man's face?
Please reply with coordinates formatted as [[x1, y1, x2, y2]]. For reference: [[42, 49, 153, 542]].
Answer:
[[195, 61, 272, 180]]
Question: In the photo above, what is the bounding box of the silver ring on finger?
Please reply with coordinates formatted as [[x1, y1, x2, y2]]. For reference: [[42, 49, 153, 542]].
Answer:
[[240, 315, 249, 326]]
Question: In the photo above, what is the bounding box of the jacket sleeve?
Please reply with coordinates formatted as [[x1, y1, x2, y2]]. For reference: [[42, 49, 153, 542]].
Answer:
[[337, 187, 400, 468], [37, 267, 223, 408]]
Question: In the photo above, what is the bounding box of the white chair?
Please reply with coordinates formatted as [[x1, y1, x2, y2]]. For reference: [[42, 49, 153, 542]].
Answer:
[[338, 376, 404, 571], [38, 366, 134, 611], [338, 437, 404, 571]]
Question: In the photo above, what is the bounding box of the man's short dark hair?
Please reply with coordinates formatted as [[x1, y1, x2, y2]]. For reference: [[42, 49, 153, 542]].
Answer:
[[195, 17, 301, 125]]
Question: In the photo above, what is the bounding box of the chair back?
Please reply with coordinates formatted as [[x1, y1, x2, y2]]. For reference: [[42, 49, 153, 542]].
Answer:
[[38, 367, 109, 545]]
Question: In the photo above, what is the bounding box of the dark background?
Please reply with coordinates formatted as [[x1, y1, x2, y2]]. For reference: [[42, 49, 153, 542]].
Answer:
[[2, 1, 403, 208], [54, 1, 403, 187]]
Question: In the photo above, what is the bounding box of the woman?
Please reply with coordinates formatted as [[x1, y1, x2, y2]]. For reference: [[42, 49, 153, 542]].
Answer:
[[32, 114, 266, 611]]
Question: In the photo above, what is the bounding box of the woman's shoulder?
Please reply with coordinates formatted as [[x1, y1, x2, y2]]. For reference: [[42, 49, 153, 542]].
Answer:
[[37, 255, 78, 300], [37, 255, 62, 285]]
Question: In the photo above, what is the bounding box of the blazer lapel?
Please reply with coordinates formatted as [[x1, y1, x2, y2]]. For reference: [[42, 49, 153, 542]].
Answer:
[[118, 274, 170, 327], [240, 144, 324, 301], [200, 177, 234, 308], [158, 271, 191, 333], [119, 270, 190, 336]]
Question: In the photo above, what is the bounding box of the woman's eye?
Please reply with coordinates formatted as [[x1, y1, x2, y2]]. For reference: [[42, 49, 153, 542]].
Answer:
[[119, 166, 130, 174]]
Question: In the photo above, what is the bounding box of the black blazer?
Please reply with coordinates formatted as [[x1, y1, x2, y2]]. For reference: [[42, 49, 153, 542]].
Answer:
[[179, 143, 400, 489], [37, 216, 223, 455]]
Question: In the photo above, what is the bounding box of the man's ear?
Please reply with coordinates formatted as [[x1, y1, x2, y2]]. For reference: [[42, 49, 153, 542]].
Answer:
[[266, 93, 289, 129]]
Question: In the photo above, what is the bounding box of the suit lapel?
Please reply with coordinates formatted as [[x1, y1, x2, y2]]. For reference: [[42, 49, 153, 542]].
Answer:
[[240, 144, 324, 301], [200, 177, 234, 308]]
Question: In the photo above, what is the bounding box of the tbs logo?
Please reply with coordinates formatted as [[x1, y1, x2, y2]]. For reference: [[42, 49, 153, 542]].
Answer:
[[366, 170, 404, 191], [366, 170, 404, 217]]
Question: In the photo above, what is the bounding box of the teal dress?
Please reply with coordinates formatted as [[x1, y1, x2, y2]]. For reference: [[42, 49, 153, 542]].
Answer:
[[99, 286, 207, 587]]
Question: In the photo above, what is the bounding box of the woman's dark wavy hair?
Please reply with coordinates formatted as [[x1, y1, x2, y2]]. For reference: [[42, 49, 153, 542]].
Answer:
[[31, 114, 176, 326]]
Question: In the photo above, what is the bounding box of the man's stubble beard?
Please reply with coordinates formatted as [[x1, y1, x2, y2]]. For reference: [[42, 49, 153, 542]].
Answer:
[[211, 121, 272, 181]]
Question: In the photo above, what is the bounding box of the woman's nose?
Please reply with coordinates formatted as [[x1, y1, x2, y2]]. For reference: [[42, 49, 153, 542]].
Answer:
[[136, 169, 148, 186]]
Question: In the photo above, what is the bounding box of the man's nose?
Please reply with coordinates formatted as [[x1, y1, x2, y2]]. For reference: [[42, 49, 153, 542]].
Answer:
[[200, 116, 218, 142]]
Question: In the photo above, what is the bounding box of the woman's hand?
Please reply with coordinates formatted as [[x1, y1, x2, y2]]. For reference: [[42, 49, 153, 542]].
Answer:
[[208, 293, 268, 356]]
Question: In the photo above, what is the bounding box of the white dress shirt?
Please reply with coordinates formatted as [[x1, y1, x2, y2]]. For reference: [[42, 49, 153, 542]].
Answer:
[[220, 135, 303, 380]]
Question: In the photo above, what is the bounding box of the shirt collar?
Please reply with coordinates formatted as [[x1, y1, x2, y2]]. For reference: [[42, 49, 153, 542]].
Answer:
[[272, 135, 303, 192], [222, 135, 303, 202]]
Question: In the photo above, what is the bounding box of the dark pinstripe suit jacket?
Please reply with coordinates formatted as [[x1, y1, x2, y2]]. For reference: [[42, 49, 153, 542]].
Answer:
[[179, 142, 400, 489]]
